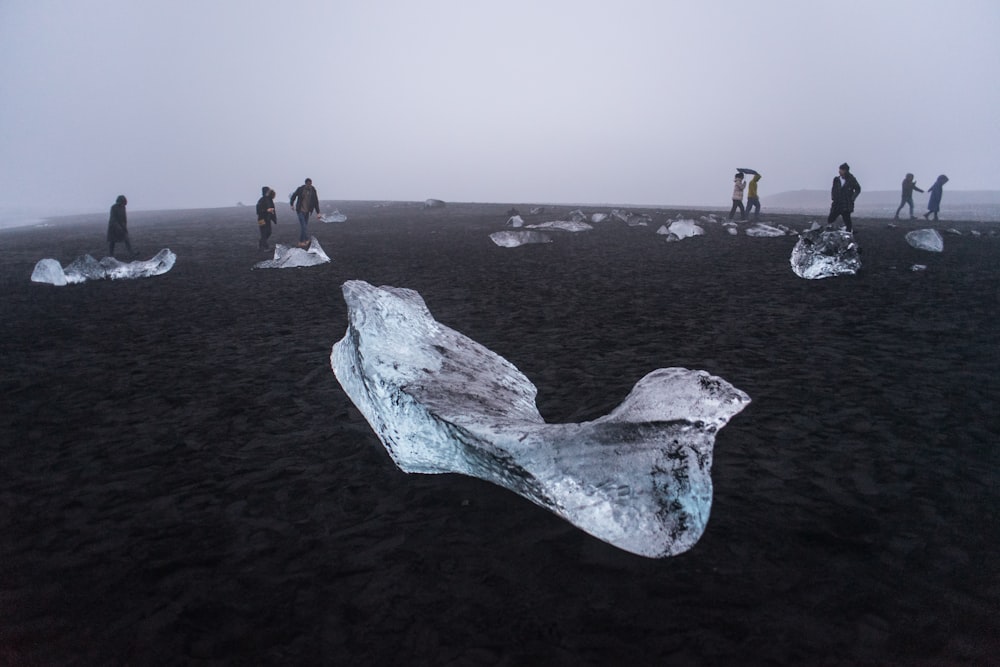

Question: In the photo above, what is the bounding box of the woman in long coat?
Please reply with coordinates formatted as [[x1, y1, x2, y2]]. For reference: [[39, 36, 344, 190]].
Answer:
[[107, 195, 133, 257], [924, 175, 949, 221]]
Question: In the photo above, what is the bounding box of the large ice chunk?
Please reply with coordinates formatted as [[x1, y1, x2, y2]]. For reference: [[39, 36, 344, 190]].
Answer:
[[330, 280, 751, 557], [253, 237, 330, 269], [905, 228, 944, 252], [30, 250, 176, 285], [790, 228, 861, 279]]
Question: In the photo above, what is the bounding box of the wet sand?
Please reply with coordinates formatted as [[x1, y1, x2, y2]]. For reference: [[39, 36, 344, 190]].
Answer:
[[1, 202, 998, 665]]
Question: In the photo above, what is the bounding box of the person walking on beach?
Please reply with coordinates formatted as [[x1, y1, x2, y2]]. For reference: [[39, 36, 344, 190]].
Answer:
[[744, 169, 762, 220], [289, 178, 320, 247], [828, 163, 862, 233], [256, 187, 277, 250], [894, 173, 924, 220], [106, 195, 133, 257], [924, 175, 948, 221], [729, 172, 746, 220]]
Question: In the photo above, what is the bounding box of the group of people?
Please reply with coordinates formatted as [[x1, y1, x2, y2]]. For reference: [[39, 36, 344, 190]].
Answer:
[[727, 164, 950, 234], [104, 178, 324, 258], [256, 178, 321, 251]]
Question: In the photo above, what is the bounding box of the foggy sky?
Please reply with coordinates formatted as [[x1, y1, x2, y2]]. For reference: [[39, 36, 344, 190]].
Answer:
[[2, 0, 999, 213]]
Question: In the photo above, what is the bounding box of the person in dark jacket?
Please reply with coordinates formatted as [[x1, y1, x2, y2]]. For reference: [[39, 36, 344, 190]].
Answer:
[[827, 163, 862, 233], [107, 195, 133, 257], [256, 187, 277, 250], [289, 178, 320, 247], [923, 175, 948, 221], [894, 173, 924, 220]]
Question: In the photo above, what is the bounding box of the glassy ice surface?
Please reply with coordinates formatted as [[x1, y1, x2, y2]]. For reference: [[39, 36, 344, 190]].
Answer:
[[505, 215, 524, 227], [30, 249, 176, 285], [657, 220, 705, 241], [905, 228, 944, 252], [746, 223, 787, 237], [526, 220, 593, 232], [790, 228, 861, 279], [489, 231, 552, 247], [253, 237, 330, 269], [331, 280, 751, 557], [318, 211, 347, 223]]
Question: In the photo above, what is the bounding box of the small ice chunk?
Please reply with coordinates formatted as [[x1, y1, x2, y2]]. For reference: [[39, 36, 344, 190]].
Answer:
[[746, 223, 786, 237], [30, 258, 67, 286], [911, 264, 928, 271], [656, 220, 704, 240], [905, 229, 944, 252], [526, 220, 593, 232], [319, 211, 347, 223], [590, 213, 609, 223], [424, 199, 446, 208], [489, 231, 552, 247], [253, 237, 330, 269], [506, 215, 524, 227], [790, 228, 861, 279]]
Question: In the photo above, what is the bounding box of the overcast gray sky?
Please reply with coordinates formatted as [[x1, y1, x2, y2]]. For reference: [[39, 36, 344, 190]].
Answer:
[[2, 0, 998, 213]]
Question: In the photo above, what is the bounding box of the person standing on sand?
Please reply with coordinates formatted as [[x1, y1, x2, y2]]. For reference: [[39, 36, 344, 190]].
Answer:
[[924, 175, 948, 221], [894, 173, 924, 220], [745, 170, 762, 221], [107, 195, 133, 257], [729, 172, 746, 220], [828, 163, 862, 233], [256, 187, 277, 250], [289, 178, 320, 247]]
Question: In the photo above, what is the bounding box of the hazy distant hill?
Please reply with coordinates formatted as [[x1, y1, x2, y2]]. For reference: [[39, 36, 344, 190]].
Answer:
[[765, 189, 1000, 221]]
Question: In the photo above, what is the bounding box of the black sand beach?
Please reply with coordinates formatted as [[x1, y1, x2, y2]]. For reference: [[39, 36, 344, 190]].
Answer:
[[1, 202, 998, 665]]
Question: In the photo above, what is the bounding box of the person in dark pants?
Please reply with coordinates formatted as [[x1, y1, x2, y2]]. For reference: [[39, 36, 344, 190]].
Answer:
[[107, 195, 133, 257], [289, 178, 320, 247], [924, 175, 949, 221], [256, 186, 277, 250], [894, 173, 924, 220], [828, 163, 862, 233], [728, 172, 746, 220]]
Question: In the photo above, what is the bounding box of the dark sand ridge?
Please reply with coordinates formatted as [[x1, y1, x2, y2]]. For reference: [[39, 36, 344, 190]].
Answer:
[[1, 202, 998, 665]]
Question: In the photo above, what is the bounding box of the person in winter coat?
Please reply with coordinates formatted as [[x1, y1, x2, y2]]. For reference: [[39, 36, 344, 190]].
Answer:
[[256, 187, 277, 250], [924, 175, 948, 221], [289, 178, 320, 247], [894, 173, 924, 220], [828, 163, 862, 233], [746, 171, 762, 220], [106, 195, 133, 257], [728, 172, 746, 220]]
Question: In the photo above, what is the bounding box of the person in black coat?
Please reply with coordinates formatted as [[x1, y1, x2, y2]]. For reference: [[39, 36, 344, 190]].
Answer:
[[256, 187, 277, 250], [827, 163, 862, 233], [289, 178, 320, 247], [107, 195, 133, 257]]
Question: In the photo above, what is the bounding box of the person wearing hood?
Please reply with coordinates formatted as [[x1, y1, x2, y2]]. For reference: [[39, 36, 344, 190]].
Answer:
[[924, 175, 949, 221], [728, 172, 746, 220], [745, 170, 762, 221], [106, 195, 133, 257], [894, 173, 924, 220], [256, 186, 277, 250], [828, 163, 862, 233]]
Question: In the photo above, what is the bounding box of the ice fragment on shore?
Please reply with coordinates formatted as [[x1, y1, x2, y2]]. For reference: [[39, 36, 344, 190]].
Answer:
[[252, 237, 330, 269], [911, 264, 928, 271], [489, 230, 552, 247], [526, 220, 593, 232], [319, 211, 347, 223], [591, 213, 609, 223], [424, 198, 446, 208], [31, 250, 176, 285], [657, 220, 704, 241], [506, 215, 524, 227], [746, 223, 787, 237], [790, 228, 861, 279], [905, 229, 944, 252], [330, 280, 751, 558]]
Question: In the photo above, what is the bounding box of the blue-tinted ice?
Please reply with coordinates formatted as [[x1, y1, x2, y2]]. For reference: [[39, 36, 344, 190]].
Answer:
[[30, 249, 176, 285], [331, 280, 751, 557]]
